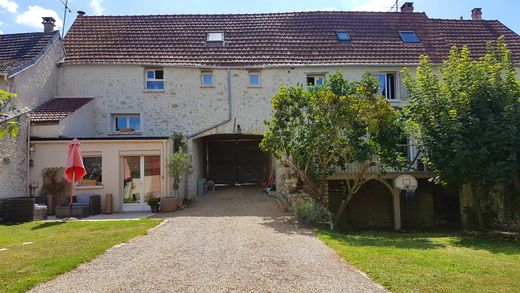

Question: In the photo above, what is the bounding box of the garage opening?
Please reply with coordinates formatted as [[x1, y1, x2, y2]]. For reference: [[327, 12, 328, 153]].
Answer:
[[203, 134, 270, 186]]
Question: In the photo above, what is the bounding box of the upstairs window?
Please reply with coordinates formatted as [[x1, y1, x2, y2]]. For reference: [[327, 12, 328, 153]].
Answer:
[[113, 114, 141, 132], [379, 73, 396, 100], [248, 71, 261, 87], [201, 71, 214, 86], [207, 32, 224, 43], [336, 31, 351, 42], [145, 69, 164, 90], [307, 75, 325, 87], [399, 31, 420, 43]]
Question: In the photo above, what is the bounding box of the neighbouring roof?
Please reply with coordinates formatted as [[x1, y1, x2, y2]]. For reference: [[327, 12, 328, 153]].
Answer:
[[0, 31, 60, 75], [63, 11, 520, 67], [30, 98, 94, 124]]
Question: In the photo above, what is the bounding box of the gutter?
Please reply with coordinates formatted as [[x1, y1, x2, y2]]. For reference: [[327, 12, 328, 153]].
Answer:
[[7, 32, 62, 78], [186, 67, 232, 139]]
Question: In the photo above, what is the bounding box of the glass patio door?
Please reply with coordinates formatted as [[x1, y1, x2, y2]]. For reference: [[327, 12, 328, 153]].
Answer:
[[122, 156, 161, 211]]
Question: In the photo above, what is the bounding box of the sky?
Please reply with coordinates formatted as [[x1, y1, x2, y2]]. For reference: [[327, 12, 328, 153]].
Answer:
[[0, 0, 519, 36]]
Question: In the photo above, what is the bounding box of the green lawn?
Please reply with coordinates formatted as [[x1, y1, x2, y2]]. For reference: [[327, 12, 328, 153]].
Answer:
[[317, 230, 520, 293], [0, 219, 161, 293]]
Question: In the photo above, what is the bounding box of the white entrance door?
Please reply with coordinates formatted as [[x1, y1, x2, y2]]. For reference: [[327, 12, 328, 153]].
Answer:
[[122, 155, 161, 211]]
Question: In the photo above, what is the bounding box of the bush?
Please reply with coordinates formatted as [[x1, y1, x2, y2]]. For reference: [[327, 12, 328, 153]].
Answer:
[[293, 200, 332, 225]]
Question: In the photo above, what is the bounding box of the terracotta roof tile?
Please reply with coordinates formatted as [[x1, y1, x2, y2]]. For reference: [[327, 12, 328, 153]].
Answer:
[[63, 12, 520, 66], [30, 98, 94, 123]]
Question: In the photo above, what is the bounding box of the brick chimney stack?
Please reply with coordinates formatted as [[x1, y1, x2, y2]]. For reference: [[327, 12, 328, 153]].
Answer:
[[471, 8, 482, 20], [400, 2, 414, 13], [77, 10, 86, 17], [41, 17, 56, 33]]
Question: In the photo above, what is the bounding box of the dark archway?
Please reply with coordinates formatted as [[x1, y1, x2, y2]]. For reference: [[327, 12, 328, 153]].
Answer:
[[203, 134, 270, 185]]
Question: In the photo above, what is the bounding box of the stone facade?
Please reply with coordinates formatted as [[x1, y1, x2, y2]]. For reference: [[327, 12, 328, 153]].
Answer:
[[0, 113, 29, 198], [8, 38, 65, 109], [0, 38, 64, 198], [56, 64, 412, 197]]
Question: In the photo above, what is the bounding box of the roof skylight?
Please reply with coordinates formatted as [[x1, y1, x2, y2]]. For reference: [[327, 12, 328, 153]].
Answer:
[[207, 32, 224, 43], [336, 31, 351, 42], [399, 31, 420, 43]]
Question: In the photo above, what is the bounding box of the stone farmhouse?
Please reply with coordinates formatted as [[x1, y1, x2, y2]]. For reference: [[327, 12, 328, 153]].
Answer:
[[2, 3, 520, 229]]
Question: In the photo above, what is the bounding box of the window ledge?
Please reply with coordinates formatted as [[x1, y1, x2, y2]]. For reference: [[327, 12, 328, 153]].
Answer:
[[108, 131, 142, 136], [248, 85, 262, 88], [76, 185, 104, 190], [201, 85, 215, 88], [143, 89, 165, 93]]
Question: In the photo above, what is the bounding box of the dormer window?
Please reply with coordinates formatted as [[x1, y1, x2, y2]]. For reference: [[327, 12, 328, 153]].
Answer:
[[207, 32, 224, 43], [336, 31, 351, 42], [399, 31, 420, 43]]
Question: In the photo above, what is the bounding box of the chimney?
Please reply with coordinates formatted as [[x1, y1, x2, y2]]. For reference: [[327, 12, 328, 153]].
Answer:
[[41, 17, 56, 33], [471, 8, 482, 20], [400, 2, 414, 13], [77, 10, 86, 17]]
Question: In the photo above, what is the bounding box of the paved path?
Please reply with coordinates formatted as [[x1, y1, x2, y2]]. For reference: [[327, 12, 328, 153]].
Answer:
[[31, 187, 386, 293]]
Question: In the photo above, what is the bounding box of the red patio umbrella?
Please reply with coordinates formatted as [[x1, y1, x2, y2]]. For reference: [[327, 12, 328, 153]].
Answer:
[[63, 138, 86, 217]]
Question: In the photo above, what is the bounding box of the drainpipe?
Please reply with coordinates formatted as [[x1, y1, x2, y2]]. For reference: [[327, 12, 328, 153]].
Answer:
[[26, 115, 31, 197], [186, 68, 232, 139]]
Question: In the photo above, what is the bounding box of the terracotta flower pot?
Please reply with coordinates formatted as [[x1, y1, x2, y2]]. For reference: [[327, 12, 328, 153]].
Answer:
[[160, 197, 179, 212]]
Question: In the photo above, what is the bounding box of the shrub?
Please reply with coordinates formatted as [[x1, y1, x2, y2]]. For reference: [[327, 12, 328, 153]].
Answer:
[[293, 200, 332, 225]]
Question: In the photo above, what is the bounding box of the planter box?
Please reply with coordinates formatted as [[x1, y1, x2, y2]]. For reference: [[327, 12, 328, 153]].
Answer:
[[56, 205, 90, 218], [81, 179, 98, 186], [160, 197, 180, 212]]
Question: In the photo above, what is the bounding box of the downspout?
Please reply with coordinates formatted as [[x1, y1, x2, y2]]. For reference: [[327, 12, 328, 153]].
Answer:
[[26, 115, 31, 197], [186, 68, 232, 139]]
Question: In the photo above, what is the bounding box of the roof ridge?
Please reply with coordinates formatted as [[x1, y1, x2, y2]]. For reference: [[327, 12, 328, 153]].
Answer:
[[76, 11, 428, 18]]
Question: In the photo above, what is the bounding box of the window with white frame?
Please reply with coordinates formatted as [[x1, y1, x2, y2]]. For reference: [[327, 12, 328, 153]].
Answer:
[[307, 74, 325, 87], [145, 69, 164, 90], [201, 71, 214, 86], [113, 114, 141, 132], [378, 73, 396, 100], [248, 71, 261, 86], [80, 156, 102, 186], [207, 32, 224, 43]]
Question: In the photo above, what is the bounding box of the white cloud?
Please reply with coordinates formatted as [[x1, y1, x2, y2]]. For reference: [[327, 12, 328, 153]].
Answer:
[[90, 0, 105, 15], [16, 6, 63, 30], [351, 0, 397, 12], [303, 7, 338, 12], [0, 0, 18, 13]]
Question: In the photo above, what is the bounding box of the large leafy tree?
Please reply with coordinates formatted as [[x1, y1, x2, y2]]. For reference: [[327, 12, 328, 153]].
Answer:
[[261, 72, 405, 224], [402, 38, 520, 230], [0, 89, 18, 139]]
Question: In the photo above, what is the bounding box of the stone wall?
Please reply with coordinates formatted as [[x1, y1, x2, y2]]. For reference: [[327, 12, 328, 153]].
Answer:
[[0, 113, 29, 198], [10, 38, 65, 109]]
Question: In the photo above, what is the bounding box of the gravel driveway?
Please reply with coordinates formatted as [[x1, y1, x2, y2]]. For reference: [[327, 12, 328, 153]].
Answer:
[[31, 187, 386, 293]]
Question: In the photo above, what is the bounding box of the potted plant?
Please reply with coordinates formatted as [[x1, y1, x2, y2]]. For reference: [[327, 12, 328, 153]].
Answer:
[[145, 195, 160, 212], [163, 133, 192, 212]]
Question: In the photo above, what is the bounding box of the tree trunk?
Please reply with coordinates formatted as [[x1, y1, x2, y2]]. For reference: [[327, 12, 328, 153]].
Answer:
[[334, 186, 354, 226], [470, 184, 485, 231]]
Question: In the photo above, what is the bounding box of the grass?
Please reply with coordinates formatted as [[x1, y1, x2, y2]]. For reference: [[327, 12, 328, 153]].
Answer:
[[0, 219, 161, 293], [317, 229, 520, 293]]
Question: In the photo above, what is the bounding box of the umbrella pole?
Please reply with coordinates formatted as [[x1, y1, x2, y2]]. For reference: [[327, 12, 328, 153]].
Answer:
[[70, 172, 74, 218]]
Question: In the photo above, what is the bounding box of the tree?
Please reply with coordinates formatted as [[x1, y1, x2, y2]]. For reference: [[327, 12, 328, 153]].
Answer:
[[402, 37, 520, 230], [261, 72, 405, 225], [167, 132, 192, 197], [0, 89, 18, 139]]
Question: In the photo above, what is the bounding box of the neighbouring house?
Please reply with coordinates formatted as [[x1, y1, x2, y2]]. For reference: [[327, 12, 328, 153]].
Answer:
[[25, 3, 520, 227], [0, 17, 65, 198]]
